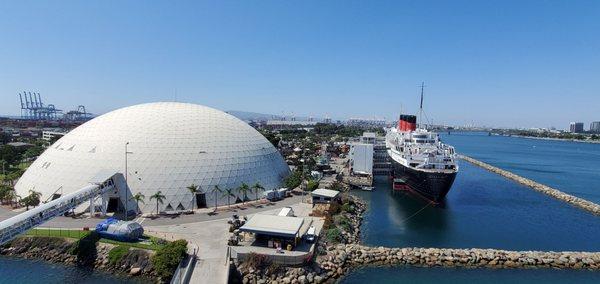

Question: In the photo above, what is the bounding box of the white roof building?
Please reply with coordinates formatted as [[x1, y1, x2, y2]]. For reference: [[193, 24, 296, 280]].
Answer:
[[240, 214, 304, 238], [15, 102, 290, 213], [311, 188, 340, 199]]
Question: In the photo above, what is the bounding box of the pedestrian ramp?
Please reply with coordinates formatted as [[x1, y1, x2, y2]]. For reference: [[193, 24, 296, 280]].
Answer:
[[0, 171, 123, 245]]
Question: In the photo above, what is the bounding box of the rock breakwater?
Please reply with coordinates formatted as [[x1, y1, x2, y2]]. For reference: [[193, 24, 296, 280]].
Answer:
[[325, 244, 600, 273], [235, 244, 600, 284], [460, 155, 600, 215]]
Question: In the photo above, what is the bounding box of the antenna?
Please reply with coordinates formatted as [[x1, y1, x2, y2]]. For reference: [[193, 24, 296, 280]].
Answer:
[[419, 82, 425, 129]]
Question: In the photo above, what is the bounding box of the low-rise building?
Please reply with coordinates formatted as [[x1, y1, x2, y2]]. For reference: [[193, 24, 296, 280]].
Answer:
[[6, 142, 33, 149], [311, 188, 340, 204], [349, 143, 373, 175], [42, 130, 67, 141], [239, 214, 304, 248]]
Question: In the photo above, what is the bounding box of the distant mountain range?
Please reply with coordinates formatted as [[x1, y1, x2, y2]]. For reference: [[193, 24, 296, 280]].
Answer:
[[226, 110, 323, 122], [225, 110, 282, 121]]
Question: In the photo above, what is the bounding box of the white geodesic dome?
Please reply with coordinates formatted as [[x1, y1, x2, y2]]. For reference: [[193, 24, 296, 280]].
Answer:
[[15, 102, 290, 213]]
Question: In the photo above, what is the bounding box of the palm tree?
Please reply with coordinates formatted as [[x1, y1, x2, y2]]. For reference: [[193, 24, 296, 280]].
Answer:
[[238, 183, 250, 205], [0, 184, 11, 204], [209, 185, 223, 211], [149, 191, 166, 215], [187, 184, 200, 211], [221, 188, 235, 208], [130, 192, 145, 214], [251, 182, 264, 202], [27, 190, 41, 208]]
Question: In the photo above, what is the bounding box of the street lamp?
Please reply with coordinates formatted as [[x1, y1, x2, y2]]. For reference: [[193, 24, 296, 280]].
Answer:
[[125, 142, 133, 220]]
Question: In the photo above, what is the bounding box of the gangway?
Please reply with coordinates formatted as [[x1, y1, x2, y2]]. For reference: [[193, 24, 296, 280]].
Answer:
[[0, 172, 123, 246]]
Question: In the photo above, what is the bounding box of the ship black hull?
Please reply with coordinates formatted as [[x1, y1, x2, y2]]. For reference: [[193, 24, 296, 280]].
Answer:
[[392, 161, 457, 202]]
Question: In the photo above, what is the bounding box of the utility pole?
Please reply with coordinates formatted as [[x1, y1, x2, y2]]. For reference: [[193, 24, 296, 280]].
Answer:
[[125, 142, 133, 220], [419, 82, 425, 129]]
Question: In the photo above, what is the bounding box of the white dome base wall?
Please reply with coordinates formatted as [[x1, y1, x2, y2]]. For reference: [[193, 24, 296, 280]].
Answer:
[[15, 102, 290, 214]]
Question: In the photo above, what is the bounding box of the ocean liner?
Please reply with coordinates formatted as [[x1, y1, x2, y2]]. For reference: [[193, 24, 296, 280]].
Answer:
[[385, 86, 458, 202]]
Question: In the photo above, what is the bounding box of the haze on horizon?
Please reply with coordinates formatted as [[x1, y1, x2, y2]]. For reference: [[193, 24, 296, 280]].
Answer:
[[0, 1, 598, 129]]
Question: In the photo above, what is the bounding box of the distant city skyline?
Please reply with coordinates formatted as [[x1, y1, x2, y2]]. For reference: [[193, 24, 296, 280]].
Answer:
[[1, 1, 599, 129]]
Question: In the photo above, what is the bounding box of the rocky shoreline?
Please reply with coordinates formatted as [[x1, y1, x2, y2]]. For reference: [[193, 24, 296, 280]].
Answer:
[[232, 194, 367, 284], [0, 236, 156, 280], [460, 155, 600, 215]]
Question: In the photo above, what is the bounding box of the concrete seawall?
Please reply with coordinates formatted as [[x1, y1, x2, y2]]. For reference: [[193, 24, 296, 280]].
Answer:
[[459, 155, 600, 216]]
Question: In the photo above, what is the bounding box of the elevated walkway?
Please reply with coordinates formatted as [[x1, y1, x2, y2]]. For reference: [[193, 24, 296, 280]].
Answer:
[[0, 171, 123, 245]]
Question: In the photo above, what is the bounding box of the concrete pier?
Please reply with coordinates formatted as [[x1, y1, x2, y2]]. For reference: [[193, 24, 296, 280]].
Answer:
[[460, 155, 600, 216]]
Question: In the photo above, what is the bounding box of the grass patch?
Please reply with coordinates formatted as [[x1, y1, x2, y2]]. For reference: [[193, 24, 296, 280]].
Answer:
[[25, 229, 163, 250], [99, 237, 162, 251], [26, 228, 91, 239], [108, 245, 130, 265]]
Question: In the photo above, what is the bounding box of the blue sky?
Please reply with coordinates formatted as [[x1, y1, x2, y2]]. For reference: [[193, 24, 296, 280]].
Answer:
[[0, 1, 598, 129]]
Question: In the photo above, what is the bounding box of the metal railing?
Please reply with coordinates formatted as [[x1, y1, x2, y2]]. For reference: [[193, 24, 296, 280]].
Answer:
[[171, 249, 197, 284]]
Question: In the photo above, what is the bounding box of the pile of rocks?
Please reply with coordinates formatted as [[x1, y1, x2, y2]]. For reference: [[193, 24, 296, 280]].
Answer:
[[322, 244, 600, 273], [460, 155, 600, 215], [236, 243, 600, 284]]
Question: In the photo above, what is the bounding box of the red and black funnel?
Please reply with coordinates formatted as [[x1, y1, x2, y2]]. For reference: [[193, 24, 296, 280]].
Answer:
[[397, 114, 417, 132]]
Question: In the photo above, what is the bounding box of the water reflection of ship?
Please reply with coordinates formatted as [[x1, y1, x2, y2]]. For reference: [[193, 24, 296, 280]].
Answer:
[[378, 178, 449, 234]]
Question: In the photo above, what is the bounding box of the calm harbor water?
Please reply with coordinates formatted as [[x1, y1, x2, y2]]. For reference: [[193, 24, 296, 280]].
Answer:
[[441, 132, 600, 204], [342, 266, 600, 284], [0, 256, 141, 284], [342, 132, 600, 283]]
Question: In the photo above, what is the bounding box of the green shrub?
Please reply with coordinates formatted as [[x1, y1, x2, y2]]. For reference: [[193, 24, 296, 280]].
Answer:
[[151, 239, 188, 280], [340, 203, 355, 214], [284, 171, 302, 189], [108, 245, 130, 265], [334, 215, 351, 232], [150, 236, 168, 246], [69, 231, 100, 265], [325, 228, 342, 243], [306, 180, 319, 191]]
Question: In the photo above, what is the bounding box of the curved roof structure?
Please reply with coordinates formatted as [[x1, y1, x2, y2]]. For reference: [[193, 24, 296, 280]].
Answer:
[[15, 102, 290, 213]]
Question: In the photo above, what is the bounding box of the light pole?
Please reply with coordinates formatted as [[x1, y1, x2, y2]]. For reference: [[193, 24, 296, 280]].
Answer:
[[125, 142, 133, 220]]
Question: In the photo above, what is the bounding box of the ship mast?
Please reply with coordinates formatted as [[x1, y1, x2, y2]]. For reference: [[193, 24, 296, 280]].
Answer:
[[419, 82, 425, 129]]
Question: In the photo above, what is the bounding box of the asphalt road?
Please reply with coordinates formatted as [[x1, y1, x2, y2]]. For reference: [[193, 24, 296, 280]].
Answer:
[[0, 194, 306, 229]]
